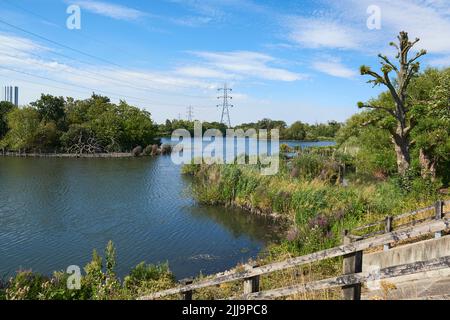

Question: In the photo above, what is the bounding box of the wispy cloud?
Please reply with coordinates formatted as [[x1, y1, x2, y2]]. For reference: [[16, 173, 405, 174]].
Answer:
[[70, 1, 147, 21], [0, 33, 48, 53], [169, 16, 213, 27], [175, 66, 231, 79], [312, 57, 357, 79], [320, 0, 450, 56], [188, 51, 305, 82], [286, 17, 363, 50], [283, 0, 450, 59]]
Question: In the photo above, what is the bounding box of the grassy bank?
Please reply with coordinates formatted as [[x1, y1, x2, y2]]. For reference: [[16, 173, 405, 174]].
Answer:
[[176, 147, 448, 299], [1, 148, 447, 300], [183, 151, 445, 255]]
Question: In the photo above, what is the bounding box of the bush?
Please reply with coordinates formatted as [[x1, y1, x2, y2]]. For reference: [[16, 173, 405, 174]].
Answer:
[[132, 146, 143, 157], [5, 270, 49, 300], [124, 262, 174, 295], [160, 144, 172, 155], [143, 145, 153, 156], [1, 242, 176, 300]]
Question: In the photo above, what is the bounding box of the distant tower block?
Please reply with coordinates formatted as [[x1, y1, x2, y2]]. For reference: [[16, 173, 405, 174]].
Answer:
[[3, 86, 19, 106]]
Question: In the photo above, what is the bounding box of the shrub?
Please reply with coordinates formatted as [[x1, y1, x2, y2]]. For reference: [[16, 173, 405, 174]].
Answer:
[[131, 146, 143, 157], [5, 270, 47, 300], [160, 144, 172, 155], [124, 262, 175, 295], [143, 145, 153, 156]]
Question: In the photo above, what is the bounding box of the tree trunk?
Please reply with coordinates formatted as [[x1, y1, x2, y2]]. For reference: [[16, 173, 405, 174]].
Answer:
[[392, 128, 410, 176], [419, 148, 436, 180]]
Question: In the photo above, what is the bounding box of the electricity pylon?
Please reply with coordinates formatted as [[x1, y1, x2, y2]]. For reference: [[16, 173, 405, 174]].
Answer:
[[217, 83, 233, 127], [187, 105, 194, 121]]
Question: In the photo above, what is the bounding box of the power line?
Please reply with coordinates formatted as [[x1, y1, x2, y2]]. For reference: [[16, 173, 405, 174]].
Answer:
[[0, 18, 122, 68], [0, 65, 202, 108], [0, 16, 219, 115], [217, 83, 233, 127], [0, 65, 216, 110], [0, 0, 141, 61], [0, 17, 214, 93], [0, 44, 211, 100]]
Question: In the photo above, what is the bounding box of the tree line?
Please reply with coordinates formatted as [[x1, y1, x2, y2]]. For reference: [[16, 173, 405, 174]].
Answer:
[[157, 118, 342, 141], [0, 94, 157, 153]]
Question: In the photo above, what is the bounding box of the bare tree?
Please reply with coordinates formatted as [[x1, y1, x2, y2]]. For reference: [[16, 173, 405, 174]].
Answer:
[[359, 31, 427, 175], [67, 131, 103, 155]]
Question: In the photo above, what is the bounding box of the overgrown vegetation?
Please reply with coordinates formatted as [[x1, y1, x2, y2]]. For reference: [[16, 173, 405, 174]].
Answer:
[[0, 241, 175, 300], [179, 32, 449, 299], [0, 94, 158, 154]]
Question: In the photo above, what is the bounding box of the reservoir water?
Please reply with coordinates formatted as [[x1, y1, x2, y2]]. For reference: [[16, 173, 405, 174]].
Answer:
[[0, 140, 334, 279]]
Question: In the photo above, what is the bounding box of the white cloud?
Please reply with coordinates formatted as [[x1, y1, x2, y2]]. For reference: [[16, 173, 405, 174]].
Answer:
[[189, 51, 305, 81], [330, 0, 450, 54], [169, 16, 213, 27], [375, 0, 450, 54], [0, 33, 48, 53], [0, 33, 220, 113], [286, 17, 362, 50], [312, 58, 357, 79], [284, 0, 450, 56], [175, 66, 230, 79], [71, 1, 146, 21]]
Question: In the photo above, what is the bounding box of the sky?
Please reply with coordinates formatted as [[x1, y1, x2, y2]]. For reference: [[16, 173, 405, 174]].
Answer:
[[0, 0, 449, 125]]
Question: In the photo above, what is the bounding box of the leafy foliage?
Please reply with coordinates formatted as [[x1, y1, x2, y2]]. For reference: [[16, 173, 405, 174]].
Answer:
[[0, 242, 175, 300], [0, 94, 157, 153]]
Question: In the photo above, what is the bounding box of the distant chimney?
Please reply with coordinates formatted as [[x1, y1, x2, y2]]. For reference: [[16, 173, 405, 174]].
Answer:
[[3, 86, 19, 106], [14, 86, 19, 106]]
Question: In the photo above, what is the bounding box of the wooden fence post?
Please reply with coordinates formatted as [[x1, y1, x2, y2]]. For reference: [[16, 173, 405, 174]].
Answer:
[[435, 200, 444, 239], [180, 278, 193, 300], [243, 262, 260, 296], [342, 230, 362, 300], [384, 216, 393, 251]]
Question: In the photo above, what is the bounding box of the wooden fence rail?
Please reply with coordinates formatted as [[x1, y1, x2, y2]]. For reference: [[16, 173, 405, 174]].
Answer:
[[237, 255, 450, 300], [139, 200, 450, 301]]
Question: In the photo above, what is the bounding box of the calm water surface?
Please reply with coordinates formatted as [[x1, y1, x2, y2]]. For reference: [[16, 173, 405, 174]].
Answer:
[[0, 140, 333, 279], [0, 156, 283, 279]]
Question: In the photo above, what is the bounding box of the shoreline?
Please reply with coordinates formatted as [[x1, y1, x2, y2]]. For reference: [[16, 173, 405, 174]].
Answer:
[[0, 152, 134, 158]]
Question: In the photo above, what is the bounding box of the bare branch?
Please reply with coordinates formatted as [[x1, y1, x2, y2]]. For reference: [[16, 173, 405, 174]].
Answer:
[[378, 54, 399, 73], [408, 49, 427, 65]]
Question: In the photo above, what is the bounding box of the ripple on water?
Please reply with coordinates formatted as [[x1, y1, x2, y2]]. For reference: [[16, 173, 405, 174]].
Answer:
[[0, 156, 283, 279]]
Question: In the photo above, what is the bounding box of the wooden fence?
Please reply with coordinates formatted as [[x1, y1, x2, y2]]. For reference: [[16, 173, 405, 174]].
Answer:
[[139, 200, 450, 300]]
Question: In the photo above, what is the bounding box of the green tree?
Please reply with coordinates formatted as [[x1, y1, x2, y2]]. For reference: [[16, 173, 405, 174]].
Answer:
[[2, 107, 40, 151], [119, 101, 156, 150], [409, 68, 450, 180], [0, 101, 15, 140], [33, 121, 60, 152], [31, 94, 66, 129], [285, 121, 307, 140]]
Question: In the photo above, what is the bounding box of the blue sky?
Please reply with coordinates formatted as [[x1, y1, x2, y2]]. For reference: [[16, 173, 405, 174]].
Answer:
[[0, 0, 449, 124]]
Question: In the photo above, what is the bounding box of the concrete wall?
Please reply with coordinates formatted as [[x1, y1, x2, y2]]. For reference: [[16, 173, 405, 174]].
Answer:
[[363, 235, 450, 271], [362, 235, 450, 299]]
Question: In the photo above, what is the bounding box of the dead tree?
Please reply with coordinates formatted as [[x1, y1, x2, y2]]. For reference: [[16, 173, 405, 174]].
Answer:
[[359, 31, 427, 175]]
